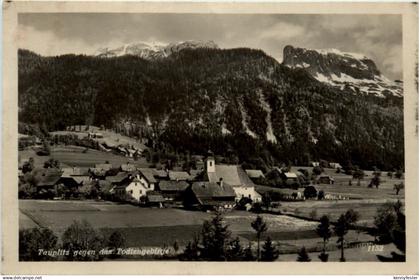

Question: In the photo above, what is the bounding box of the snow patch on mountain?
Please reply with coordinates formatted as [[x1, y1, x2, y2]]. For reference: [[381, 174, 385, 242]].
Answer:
[[95, 40, 218, 59], [238, 100, 257, 139], [257, 91, 277, 143], [283, 46, 403, 98]]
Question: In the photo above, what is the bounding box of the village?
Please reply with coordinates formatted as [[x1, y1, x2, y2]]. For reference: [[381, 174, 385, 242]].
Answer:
[[18, 125, 406, 261], [18, 125, 376, 209]]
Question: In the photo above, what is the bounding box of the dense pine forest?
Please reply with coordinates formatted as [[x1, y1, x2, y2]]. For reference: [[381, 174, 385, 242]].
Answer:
[[18, 48, 404, 171]]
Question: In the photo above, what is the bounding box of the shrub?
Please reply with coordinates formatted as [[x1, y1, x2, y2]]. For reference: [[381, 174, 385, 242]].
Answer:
[[304, 186, 317, 199]]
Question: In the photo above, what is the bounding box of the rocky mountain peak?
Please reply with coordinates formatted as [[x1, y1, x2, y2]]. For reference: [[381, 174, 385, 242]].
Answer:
[[282, 45, 402, 97]]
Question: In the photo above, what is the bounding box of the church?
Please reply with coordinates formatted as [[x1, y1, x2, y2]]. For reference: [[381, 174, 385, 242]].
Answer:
[[204, 156, 262, 203]]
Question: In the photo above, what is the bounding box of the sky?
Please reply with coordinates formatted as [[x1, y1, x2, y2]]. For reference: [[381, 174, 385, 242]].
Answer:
[[18, 13, 402, 80]]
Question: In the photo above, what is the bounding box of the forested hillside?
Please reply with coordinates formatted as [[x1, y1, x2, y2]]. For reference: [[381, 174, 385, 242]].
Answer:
[[18, 48, 404, 170]]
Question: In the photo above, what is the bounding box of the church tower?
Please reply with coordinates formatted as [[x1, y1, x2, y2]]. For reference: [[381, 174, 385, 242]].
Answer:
[[206, 156, 216, 173]]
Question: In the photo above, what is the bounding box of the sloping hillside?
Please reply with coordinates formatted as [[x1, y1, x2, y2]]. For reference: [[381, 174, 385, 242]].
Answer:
[[18, 47, 404, 170]]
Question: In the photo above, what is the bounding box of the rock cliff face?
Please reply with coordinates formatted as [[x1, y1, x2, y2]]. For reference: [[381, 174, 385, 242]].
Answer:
[[282, 45, 402, 97]]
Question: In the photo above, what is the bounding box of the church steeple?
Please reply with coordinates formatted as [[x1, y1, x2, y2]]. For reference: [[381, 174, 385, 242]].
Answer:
[[206, 149, 215, 173]]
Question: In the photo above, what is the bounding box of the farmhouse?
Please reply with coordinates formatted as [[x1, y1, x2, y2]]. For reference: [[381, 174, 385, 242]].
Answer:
[[34, 168, 62, 189], [317, 175, 335, 184], [184, 181, 236, 210], [279, 172, 299, 181], [113, 175, 151, 202], [145, 193, 165, 207], [58, 176, 81, 189], [205, 157, 262, 202], [137, 168, 157, 190], [158, 180, 189, 201]]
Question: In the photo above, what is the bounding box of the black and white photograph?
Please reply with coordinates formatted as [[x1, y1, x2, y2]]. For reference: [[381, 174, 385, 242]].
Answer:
[[2, 2, 417, 275]]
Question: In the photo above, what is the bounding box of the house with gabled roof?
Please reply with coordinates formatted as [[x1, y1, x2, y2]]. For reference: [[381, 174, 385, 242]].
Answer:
[[137, 168, 157, 190], [158, 180, 189, 201], [107, 172, 131, 186], [184, 181, 236, 210], [113, 174, 153, 203]]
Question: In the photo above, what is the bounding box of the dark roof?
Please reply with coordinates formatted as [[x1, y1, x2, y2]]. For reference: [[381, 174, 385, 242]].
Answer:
[[207, 165, 254, 187], [35, 168, 62, 187], [168, 171, 190, 181], [191, 181, 236, 199], [153, 169, 168, 178], [147, 194, 165, 203], [159, 180, 189, 192], [107, 172, 130, 184], [138, 168, 157, 184]]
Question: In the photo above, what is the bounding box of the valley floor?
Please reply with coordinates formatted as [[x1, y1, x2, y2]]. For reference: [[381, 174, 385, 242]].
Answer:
[[19, 199, 402, 261]]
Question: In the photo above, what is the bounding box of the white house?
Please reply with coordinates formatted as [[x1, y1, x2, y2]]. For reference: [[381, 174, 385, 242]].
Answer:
[[115, 174, 154, 202]]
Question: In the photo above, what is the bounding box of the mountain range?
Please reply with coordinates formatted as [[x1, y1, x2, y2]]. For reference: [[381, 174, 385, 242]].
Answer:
[[18, 41, 404, 170], [94, 40, 218, 59]]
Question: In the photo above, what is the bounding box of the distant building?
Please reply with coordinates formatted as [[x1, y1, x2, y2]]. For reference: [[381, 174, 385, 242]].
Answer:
[[317, 175, 335, 185], [158, 180, 189, 201], [329, 162, 342, 169], [245, 169, 265, 179], [184, 181, 236, 210], [145, 193, 165, 207], [34, 168, 63, 189], [168, 171, 190, 181], [205, 157, 262, 202], [311, 162, 320, 167]]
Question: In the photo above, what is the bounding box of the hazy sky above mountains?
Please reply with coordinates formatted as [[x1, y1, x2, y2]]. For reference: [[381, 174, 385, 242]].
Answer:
[[19, 13, 402, 80]]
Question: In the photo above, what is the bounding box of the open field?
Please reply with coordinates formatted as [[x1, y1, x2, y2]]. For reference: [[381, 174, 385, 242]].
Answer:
[[280, 243, 400, 262], [19, 145, 149, 168], [51, 129, 147, 151], [19, 200, 389, 260], [278, 199, 404, 226]]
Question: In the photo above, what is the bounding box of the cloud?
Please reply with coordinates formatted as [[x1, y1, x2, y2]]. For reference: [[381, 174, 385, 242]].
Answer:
[[18, 13, 402, 80], [18, 25, 96, 56], [260, 22, 305, 40]]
